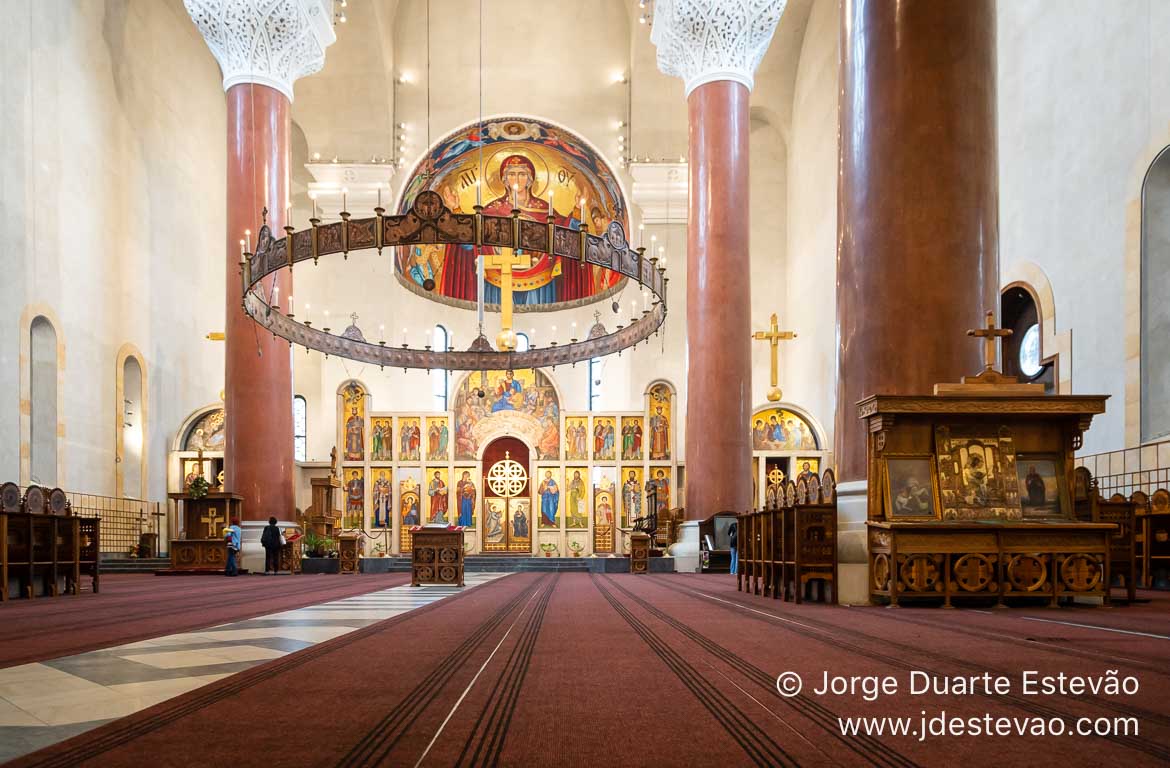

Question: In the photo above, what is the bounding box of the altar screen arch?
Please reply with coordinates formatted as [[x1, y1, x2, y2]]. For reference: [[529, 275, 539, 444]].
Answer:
[[481, 436, 532, 553]]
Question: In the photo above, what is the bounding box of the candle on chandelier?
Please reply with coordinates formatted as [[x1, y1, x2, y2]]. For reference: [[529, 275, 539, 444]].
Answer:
[[379, 323, 385, 342], [475, 179, 481, 206], [239, 238, 246, 258], [638, 223, 644, 249], [512, 184, 519, 210], [631, 300, 637, 316], [310, 193, 318, 220], [245, 229, 252, 252], [642, 291, 648, 312], [288, 295, 294, 314], [377, 186, 383, 210], [341, 188, 348, 212], [579, 197, 586, 223], [548, 189, 554, 216], [402, 327, 407, 345], [305, 303, 311, 323]]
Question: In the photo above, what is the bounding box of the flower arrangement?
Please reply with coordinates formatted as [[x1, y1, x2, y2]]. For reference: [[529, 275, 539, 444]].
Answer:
[[187, 475, 211, 500], [409, 525, 466, 532], [568, 541, 584, 557], [372, 542, 387, 557], [540, 542, 558, 557]]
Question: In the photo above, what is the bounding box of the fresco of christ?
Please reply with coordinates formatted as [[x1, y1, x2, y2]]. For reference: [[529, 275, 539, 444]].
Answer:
[[437, 154, 593, 305]]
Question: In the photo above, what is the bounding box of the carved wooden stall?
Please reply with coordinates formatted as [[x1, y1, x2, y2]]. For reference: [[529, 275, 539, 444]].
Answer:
[[1072, 467, 1139, 599], [860, 391, 1116, 606], [1, 483, 100, 601], [736, 469, 838, 604]]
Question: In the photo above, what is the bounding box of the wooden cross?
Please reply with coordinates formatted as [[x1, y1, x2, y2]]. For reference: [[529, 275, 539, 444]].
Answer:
[[195, 448, 205, 477], [967, 310, 1012, 373], [200, 507, 223, 538], [485, 248, 532, 351], [752, 313, 797, 402]]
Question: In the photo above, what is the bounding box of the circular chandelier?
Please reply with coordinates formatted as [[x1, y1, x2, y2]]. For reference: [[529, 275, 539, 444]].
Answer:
[[241, 191, 668, 371]]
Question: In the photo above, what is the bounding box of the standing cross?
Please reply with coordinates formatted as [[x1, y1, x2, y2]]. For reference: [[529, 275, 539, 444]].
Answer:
[[486, 248, 533, 351], [752, 313, 797, 402], [200, 507, 223, 538], [967, 310, 1012, 373]]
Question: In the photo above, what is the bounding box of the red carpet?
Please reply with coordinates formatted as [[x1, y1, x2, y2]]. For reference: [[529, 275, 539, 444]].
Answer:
[[5, 573, 1170, 768], [0, 572, 408, 668]]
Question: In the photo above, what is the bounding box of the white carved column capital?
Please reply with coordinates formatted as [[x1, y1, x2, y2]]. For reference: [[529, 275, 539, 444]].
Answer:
[[650, 0, 786, 96], [184, 0, 337, 102]]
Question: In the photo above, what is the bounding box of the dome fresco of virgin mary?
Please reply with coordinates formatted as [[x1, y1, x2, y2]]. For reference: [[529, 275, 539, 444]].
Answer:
[[395, 117, 628, 310]]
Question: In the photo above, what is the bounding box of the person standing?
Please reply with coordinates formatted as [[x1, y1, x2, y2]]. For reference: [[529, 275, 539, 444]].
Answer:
[[260, 516, 283, 575], [224, 517, 242, 577], [728, 521, 739, 576]]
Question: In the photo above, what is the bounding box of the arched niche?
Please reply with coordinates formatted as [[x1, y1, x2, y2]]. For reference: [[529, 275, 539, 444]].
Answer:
[[116, 345, 148, 499], [1142, 145, 1170, 442], [749, 402, 831, 510], [19, 304, 65, 487]]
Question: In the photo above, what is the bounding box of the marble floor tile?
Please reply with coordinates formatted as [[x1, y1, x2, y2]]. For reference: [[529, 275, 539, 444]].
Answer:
[[0, 700, 43, 727], [120, 644, 286, 670], [0, 572, 512, 761]]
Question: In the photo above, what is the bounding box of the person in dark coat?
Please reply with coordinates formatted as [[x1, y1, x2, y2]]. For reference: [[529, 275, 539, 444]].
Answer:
[[260, 516, 283, 575], [728, 521, 739, 575]]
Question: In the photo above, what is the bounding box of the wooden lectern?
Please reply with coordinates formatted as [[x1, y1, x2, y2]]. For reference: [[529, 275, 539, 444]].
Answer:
[[411, 528, 464, 586], [629, 532, 650, 574]]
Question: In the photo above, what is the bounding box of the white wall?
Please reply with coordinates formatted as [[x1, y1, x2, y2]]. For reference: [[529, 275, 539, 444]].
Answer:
[[782, 0, 838, 451], [0, 0, 226, 498], [998, 0, 1170, 453]]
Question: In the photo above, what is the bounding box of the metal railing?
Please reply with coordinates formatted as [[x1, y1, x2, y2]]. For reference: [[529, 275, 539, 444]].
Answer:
[[1076, 439, 1170, 499], [19, 487, 163, 556]]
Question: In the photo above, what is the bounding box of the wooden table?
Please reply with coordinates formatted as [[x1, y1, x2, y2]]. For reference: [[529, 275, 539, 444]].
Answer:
[[410, 528, 464, 586]]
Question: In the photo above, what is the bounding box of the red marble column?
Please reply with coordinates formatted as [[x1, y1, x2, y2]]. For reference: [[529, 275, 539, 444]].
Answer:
[[835, 0, 999, 482], [685, 81, 753, 520], [225, 83, 294, 521]]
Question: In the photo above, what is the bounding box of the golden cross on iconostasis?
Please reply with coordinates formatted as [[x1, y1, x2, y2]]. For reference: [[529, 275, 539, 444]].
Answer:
[[200, 508, 223, 538], [752, 313, 797, 402], [767, 467, 785, 486], [967, 310, 1012, 373], [486, 249, 533, 351]]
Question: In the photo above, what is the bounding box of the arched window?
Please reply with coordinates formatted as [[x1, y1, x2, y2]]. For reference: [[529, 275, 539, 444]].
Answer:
[[433, 325, 449, 411], [515, 332, 530, 352], [30, 316, 57, 485], [588, 357, 603, 411], [1143, 146, 1170, 442], [1000, 285, 1054, 393], [293, 395, 307, 462]]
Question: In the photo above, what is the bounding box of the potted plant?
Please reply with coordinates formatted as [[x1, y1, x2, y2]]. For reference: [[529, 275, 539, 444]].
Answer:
[[540, 542, 558, 558], [373, 542, 387, 558], [187, 475, 211, 500], [301, 531, 341, 573], [568, 541, 584, 558]]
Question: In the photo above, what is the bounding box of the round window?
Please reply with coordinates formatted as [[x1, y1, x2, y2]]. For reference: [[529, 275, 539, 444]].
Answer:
[[1019, 324, 1042, 378]]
